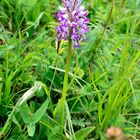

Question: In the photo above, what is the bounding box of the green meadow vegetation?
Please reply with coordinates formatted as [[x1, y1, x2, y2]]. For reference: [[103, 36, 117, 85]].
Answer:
[[0, 0, 140, 139]]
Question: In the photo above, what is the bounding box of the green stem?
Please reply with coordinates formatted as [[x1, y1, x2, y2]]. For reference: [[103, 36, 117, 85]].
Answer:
[[58, 37, 72, 129], [62, 38, 72, 102]]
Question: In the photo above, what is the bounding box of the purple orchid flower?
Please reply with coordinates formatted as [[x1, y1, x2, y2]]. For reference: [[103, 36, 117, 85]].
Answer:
[[56, 0, 89, 48]]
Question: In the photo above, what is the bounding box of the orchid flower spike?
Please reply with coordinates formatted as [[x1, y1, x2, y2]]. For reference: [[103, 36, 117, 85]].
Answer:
[[56, 0, 89, 48]]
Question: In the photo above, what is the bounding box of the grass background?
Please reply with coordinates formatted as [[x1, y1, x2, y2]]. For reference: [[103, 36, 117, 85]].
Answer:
[[0, 0, 140, 139]]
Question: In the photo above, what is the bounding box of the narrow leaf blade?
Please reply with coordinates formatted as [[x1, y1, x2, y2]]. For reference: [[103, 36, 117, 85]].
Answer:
[[74, 126, 95, 140]]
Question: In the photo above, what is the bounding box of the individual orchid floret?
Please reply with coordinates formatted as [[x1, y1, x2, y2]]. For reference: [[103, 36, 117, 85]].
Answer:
[[56, 0, 89, 48]]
